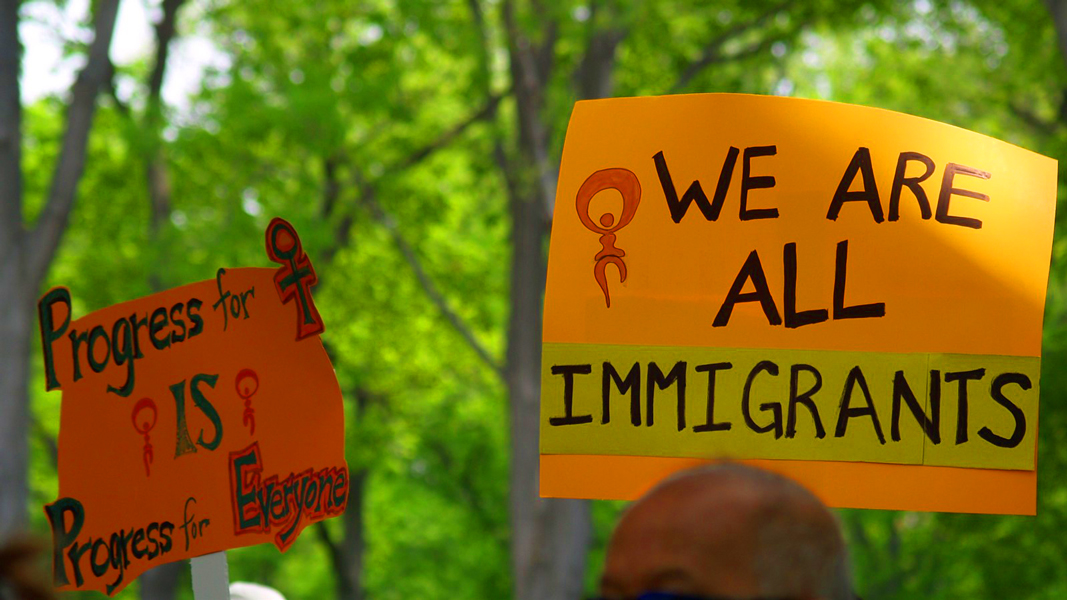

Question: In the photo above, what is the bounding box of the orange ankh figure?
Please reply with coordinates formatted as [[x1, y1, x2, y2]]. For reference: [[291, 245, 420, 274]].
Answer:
[[575, 168, 642, 307]]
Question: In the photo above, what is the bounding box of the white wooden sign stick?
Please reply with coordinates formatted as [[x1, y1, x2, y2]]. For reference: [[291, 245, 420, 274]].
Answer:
[[191, 551, 231, 600]]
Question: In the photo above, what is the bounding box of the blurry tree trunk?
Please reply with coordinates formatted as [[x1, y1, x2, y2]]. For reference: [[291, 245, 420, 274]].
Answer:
[[0, 0, 120, 540], [143, 0, 183, 290], [314, 468, 367, 600], [337, 469, 367, 600], [500, 7, 589, 598], [506, 185, 592, 600], [497, 2, 815, 594], [1047, 1, 1067, 71], [137, 557, 183, 600], [498, 2, 624, 599], [1043, 1, 1067, 125], [0, 0, 30, 541], [311, 154, 367, 600], [136, 0, 187, 594], [316, 384, 370, 600]]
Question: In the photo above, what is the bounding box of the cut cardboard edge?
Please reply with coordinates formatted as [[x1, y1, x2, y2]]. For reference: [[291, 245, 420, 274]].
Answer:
[[539, 454, 1036, 515]]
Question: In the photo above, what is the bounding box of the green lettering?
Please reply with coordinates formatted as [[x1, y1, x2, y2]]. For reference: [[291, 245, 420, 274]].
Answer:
[[44, 497, 84, 586], [149, 307, 171, 350], [191, 374, 222, 450], [38, 287, 71, 390], [107, 317, 136, 397]]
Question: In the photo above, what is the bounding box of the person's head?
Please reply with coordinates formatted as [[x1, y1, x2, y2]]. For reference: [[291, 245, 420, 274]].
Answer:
[[598, 463, 853, 600]]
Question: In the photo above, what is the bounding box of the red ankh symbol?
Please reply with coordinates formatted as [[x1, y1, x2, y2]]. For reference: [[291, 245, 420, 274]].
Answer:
[[265, 218, 325, 340], [236, 368, 259, 435], [131, 398, 157, 477]]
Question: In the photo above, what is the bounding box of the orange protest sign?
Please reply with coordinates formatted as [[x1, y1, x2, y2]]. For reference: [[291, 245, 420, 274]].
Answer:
[[39, 218, 348, 595], [540, 94, 1056, 514]]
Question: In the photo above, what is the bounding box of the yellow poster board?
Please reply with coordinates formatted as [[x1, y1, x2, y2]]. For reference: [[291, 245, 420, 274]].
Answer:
[[39, 218, 348, 595], [540, 94, 1056, 515]]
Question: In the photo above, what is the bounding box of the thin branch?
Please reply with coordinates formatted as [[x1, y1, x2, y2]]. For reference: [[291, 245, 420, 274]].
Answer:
[[574, 28, 627, 100], [469, 0, 525, 222], [501, 0, 558, 219], [670, 0, 794, 94], [1010, 101, 1057, 135], [105, 68, 131, 117], [362, 194, 506, 380], [887, 517, 901, 560], [147, 0, 185, 105], [468, 0, 493, 84], [319, 154, 352, 266], [144, 0, 186, 256], [104, 0, 183, 122], [314, 521, 346, 577], [321, 89, 506, 264], [319, 3, 509, 380], [29, 0, 122, 279], [352, 84, 506, 176], [718, 30, 794, 66], [391, 90, 508, 173], [424, 436, 504, 542], [534, 8, 559, 84], [868, 519, 910, 600], [321, 155, 342, 220], [845, 512, 874, 558]]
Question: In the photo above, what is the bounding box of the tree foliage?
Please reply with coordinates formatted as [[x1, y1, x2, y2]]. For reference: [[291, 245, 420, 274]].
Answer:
[[7, 0, 1067, 598]]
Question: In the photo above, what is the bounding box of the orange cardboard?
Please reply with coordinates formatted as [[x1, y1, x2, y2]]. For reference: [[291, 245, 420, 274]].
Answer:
[[39, 219, 348, 595], [540, 94, 1056, 514]]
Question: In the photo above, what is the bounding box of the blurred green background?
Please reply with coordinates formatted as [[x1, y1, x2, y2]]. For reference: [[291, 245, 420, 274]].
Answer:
[[3, 0, 1067, 598]]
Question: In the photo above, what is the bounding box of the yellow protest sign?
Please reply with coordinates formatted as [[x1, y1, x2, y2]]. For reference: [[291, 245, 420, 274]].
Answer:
[[39, 218, 348, 595], [540, 94, 1056, 515]]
